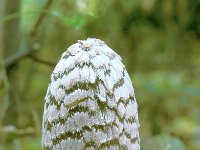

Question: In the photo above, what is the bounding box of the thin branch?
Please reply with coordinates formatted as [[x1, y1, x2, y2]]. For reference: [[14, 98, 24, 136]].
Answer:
[[0, 126, 36, 140], [4, 0, 54, 67], [29, 54, 56, 67], [30, 0, 53, 37], [5, 48, 35, 67]]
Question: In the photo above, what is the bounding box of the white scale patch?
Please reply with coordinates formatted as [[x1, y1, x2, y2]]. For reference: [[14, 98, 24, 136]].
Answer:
[[125, 101, 138, 119], [63, 56, 75, 71], [117, 102, 125, 118], [114, 83, 130, 101], [74, 112, 90, 130], [105, 74, 115, 91], [45, 104, 59, 123], [98, 83, 106, 102], [80, 65, 90, 82], [88, 65, 96, 83]]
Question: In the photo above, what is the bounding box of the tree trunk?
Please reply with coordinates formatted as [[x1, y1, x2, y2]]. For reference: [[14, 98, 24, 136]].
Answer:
[[2, 0, 21, 126], [0, 0, 5, 58]]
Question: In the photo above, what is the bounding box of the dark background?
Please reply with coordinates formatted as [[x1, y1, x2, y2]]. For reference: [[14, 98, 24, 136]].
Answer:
[[0, 0, 200, 149]]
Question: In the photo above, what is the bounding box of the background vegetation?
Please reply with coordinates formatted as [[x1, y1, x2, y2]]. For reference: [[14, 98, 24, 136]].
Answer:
[[0, 0, 200, 149]]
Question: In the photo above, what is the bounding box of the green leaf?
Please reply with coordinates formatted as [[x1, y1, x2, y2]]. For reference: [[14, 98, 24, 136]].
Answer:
[[50, 11, 87, 28], [0, 10, 89, 29]]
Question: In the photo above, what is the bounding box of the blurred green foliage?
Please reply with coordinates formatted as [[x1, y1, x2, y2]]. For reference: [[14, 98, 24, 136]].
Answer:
[[1, 0, 200, 149]]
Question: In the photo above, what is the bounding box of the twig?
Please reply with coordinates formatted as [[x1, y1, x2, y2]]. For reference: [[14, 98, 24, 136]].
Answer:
[[5, 48, 35, 67], [0, 125, 36, 140], [5, 47, 56, 67], [32, 110, 41, 135], [4, 0, 54, 67], [30, 0, 53, 37], [29, 54, 56, 67]]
